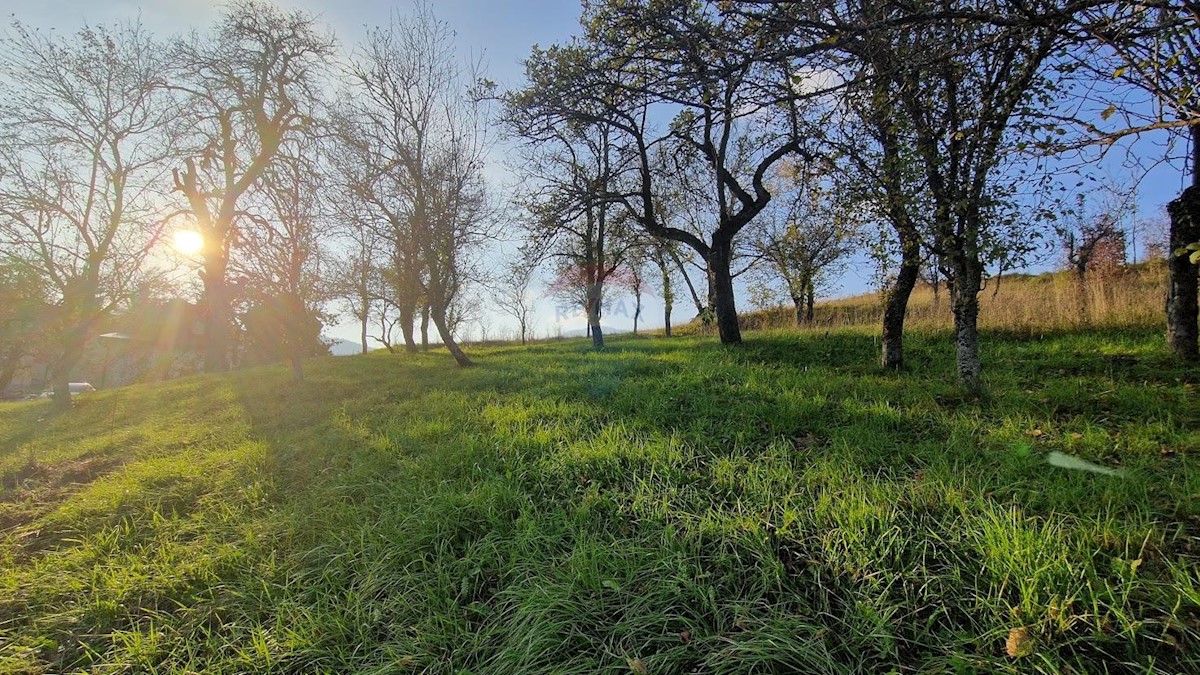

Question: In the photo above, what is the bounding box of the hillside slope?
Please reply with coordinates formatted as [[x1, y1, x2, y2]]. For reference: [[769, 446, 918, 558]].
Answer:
[[0, 327, 1197, 673]]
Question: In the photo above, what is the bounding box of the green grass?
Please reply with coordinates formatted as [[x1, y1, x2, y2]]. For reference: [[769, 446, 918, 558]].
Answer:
[[0, 326, 1197, 673]]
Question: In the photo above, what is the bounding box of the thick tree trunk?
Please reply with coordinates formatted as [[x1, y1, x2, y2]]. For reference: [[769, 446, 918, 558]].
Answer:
[[792, 296, 804, 327], [950, 260, 983, 393], [1166, 185, 1200, 360], [881, 237, 920, 370], [805, 285, 815, 324], [430, 304, 472, 367], [707, 242, 742, 344], [399, 303, 418, 353], [201, 254, 231, 373], [50, 328, 89, 411], [587, 285, 604, 349]]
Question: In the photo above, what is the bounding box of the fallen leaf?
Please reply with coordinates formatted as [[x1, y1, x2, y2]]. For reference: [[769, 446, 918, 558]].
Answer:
[[628, 657, 648, 674], [1026, 429, 1045, 438], [679, 629, 692, 643], [1047, 451, 1123, 477], [1006, 626, 1035, 658]]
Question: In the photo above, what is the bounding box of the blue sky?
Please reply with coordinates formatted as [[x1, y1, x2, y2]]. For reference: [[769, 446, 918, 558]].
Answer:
[[5, 1, 1190, 344]]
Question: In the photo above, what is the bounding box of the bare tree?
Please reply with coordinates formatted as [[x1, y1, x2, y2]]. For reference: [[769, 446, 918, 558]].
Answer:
[[0, 20, 178, 408], [235, 141, 334, 381], [506, 116, 635, 349], [495, 261, 536, 346], [331, 216, 387, 355], [170, 0, 334, 373], [749, 173, 862, 326], [343, 3, 492, 367]]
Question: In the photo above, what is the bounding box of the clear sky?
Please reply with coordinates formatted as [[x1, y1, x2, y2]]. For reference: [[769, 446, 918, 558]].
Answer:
[[5, 1, 1190, 346]]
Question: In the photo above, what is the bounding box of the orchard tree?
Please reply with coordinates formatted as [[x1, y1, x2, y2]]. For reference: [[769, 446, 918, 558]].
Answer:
[[342, 3, 492, 367], [511, 0, 816, 345], [749, 171, 862, 326], [495, 261, 537, 346], [0, 20, 179, 408], [506, 115, 635, 349], [1066, 2, 1199, 357], [236, 142, 334, 381], [170, 0, 334, 373], [853, 2, 1068, 391]]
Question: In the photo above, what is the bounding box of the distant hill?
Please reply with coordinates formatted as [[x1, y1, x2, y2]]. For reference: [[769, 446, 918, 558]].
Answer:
[[329, 339, 363, 356]]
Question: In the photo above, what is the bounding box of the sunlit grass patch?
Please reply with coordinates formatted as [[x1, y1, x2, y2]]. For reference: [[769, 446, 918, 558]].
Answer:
[[0, 325, 1196, 673]]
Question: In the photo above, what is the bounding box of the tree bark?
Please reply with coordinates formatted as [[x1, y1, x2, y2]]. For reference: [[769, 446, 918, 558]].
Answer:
[[430, 303, 472, 367], [950, 259, 983, 393], [399, 303, 418, 353], [881, 235, 920, 370], [707, 241, 742, 344], [805, 284, 815, 324], [420, 304, 430, 351], [586, 286, 604, 349], [201, 254, 232, 373], [50, 324, 89, 410], [633, 289, 642, 335], [792, 296, 804, 327], [1166, 185, 1200, 360]]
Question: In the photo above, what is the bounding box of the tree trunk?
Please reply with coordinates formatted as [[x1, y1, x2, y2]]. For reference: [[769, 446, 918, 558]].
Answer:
[[792, 296, 804, 327], [950, 260, 983, 393], [201, 254, 231, 373], [881, 237, 920, 370], [420, 304, 430, 351], [359, 307, 369, 355], [1166, 185, 1200, 360], [587, 286, 604, 349], [430, 303, 472, 367], [805, 284, 815, 324], [50, 327, 89, 411], [633, 290, 641, 335], [707, 241, 742, 345], [289, 353, 304, 382], [400, 303, 418, 353], [659, 258, 673, 338]]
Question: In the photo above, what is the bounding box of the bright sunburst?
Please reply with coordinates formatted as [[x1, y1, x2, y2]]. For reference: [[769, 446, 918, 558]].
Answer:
[[172, 230, 204, 256]]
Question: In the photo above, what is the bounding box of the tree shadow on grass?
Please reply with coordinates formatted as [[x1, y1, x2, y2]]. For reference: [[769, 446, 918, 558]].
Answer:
[[215, 333, 1199, 673]]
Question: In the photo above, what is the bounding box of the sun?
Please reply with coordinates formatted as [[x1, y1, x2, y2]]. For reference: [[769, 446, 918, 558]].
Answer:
[[172, 230, 204, 256]]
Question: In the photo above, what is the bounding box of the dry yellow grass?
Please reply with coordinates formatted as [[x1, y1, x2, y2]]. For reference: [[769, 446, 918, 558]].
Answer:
[[736, 262, 1167, 333]]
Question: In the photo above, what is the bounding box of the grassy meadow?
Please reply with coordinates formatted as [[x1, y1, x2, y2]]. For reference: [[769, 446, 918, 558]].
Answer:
[[1, 287, 1198, 672]]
